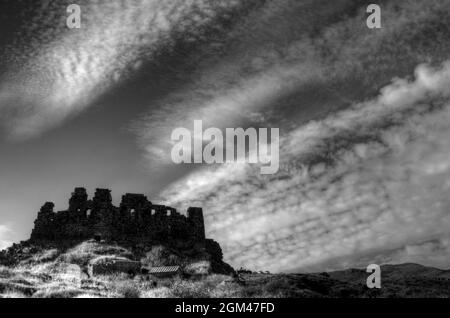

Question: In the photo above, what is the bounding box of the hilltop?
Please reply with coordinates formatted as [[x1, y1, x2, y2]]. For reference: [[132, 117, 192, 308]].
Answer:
[[0, 240, 236, 298]]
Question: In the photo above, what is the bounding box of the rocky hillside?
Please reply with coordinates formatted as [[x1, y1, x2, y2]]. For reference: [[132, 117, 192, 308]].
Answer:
[[0, 240, 235, 298], [0, 240, 449, 298]]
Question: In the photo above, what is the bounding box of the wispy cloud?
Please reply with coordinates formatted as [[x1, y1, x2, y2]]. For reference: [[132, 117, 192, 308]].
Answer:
[[0, 0, 250, 140], [160, 62, 450, 272], [135, 0, 450, 168]]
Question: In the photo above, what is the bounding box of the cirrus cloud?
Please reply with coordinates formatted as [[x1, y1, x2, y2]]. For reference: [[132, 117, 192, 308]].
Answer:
[[160, 62, 450, 272], [0, 0, 255, 140]]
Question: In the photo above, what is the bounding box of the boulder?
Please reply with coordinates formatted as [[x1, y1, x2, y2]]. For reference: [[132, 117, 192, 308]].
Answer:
[[88, 256, 140, 276], [184, 261, 211, 276]]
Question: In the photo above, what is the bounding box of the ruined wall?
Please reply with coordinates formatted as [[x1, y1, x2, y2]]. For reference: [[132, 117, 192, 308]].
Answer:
[[30, 188, 206, 246]]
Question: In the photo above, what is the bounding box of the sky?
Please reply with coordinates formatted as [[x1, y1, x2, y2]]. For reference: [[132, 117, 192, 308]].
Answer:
[[1, 0, 450, 273]]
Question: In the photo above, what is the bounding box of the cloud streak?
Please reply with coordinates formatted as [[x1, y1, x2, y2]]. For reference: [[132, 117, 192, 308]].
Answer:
[[0, 0, 252, 139], [160, 62, 450, 272], [135, 0, 450, 168]]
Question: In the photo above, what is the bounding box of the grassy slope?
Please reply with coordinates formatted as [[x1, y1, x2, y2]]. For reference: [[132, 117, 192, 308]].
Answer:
[[0, 241, 449, 298]]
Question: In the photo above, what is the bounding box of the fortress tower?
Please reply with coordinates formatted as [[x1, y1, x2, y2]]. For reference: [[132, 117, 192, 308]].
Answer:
[[68, 187, 88, 212], [187, 207, 206, 241]]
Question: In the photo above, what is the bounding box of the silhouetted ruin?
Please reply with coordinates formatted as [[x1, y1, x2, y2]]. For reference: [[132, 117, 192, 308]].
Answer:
[[30, 188, 206, 246]]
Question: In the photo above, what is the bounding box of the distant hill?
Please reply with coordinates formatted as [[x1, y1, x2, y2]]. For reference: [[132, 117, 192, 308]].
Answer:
[[325, 263, 450, 297]]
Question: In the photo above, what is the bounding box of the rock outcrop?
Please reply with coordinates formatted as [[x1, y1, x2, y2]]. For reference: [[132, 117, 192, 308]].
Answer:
[[88, 256, 141, 276]]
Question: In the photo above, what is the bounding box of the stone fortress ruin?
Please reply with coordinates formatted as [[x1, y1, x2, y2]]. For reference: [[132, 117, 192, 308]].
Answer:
[[30, 188, 206, 246]]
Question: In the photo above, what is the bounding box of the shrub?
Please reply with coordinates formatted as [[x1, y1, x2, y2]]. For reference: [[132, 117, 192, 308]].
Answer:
[[32, 287, 84, 298], [264, 277, 291, 295], [0, 266, 13, 279], [169, 279, 209, 298], [1, 290, 27, 298], [30, 249, 59, 264], [116, 282, 141, 298]]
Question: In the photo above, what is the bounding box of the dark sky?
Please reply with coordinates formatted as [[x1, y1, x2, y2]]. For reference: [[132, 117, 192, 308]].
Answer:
[[1, 0, 450, 272]]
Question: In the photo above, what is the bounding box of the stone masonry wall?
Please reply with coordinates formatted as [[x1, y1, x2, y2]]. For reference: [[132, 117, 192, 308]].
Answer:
[[30, 188, 206, 246]]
